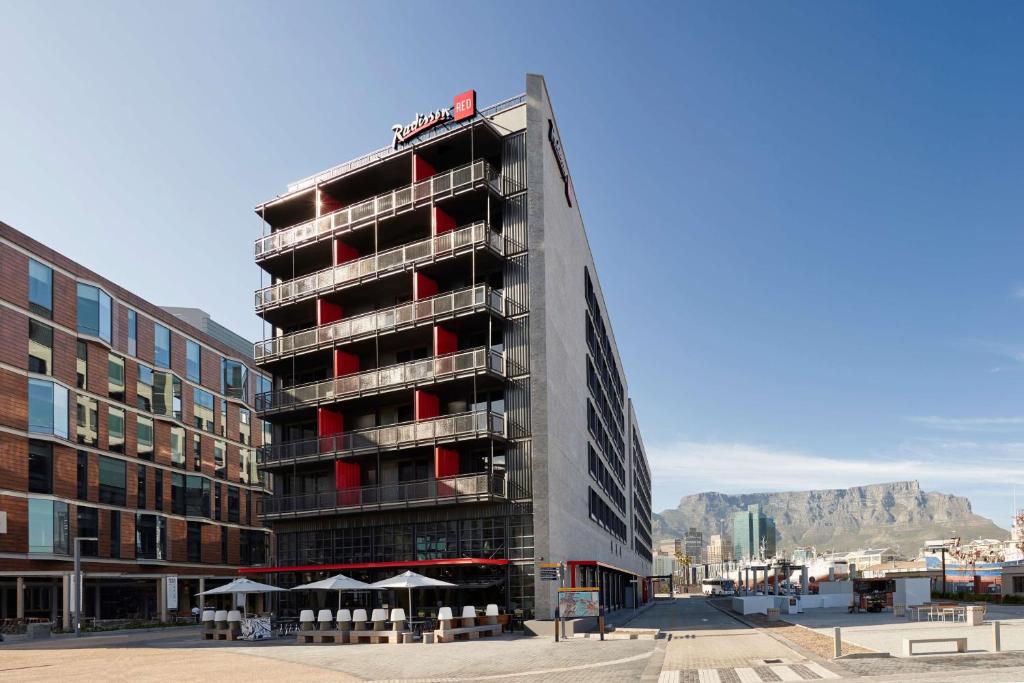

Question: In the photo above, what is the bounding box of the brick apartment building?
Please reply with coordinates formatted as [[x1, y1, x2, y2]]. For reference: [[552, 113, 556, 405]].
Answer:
[[0, 222, 270, 627]]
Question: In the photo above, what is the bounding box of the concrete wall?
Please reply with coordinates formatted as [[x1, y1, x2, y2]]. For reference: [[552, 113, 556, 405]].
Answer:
[[895, 578, 930, 606], [525, 74, 651, 618], [819, 581, 854, 596]]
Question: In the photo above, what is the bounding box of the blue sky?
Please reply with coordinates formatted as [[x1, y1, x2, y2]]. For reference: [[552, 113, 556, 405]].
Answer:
[[4, 2, 1024, 529]]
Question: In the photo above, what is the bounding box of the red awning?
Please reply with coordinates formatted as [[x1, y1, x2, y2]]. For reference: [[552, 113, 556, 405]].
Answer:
[[239, 557, 508, 575]]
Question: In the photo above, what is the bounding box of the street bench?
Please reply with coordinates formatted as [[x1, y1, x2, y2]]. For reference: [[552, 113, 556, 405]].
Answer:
[[902, 637, 967, 656], [202, 627, 240, 641], [347, 629, 404, 644], [296, 629, 348, 644], [434, 624, 502, 643]]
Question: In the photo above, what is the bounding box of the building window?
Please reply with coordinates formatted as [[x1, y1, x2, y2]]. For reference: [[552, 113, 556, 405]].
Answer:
[[127, 309, 137, 357], [76, 450, 89, 500], [171, 473, 185, 515], [137, 415, 154, 460], [154, 323, 170, 369], [108, 353, 125, 401], [186, 340, 201, 382], [98, 456, 126, 505], [246, 489, 253, 525], [135, 513, 166, 560], [154, 371, 182, 420], [28, 378, 68, 439], [214, 440, 226, 479], [137, 464, 147, 509], [214, 483, 222, 519], [221, 526, 228, 564], [221, 359, 248, 401], [187, 522, 202, 563], [28, 259, 53, 318], [76, 283, 112, 343], [109, 510, 121, 558], [262, 421, 272, 448], [28, 440, 53, 494], [239, 408, 250, 445], [75, 394, 98, 446], [154, 469, 163, 511], [28, 498, 69, 554], [28, 320, 53, 375], [137, 364, 154, 411], [186, 475, 211, 518], [76, 341, 88, 389], [227, 486, 239, 523], [193, 433, 202, 471], [108, 406, 125, 453], [193, 388, 214, 432], [170, 426, 185, 468], [219, 399, 226, 437], [77, 506, 99, 557], [240, 448, 257, 485]]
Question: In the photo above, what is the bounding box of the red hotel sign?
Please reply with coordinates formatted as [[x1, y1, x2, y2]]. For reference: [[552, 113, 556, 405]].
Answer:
[[391, 89, 477, 149]]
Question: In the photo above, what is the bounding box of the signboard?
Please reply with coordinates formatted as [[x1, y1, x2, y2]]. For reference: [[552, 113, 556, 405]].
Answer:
[[453, 89, 476, 122], [165, 575, 178, 611], [557, 587, 600, 618], [547, 119, 574, 206], [391, 88, 476, 149]]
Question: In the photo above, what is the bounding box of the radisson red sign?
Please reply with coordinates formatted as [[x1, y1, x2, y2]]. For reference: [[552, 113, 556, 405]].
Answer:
[[391, 89, 477, 150]]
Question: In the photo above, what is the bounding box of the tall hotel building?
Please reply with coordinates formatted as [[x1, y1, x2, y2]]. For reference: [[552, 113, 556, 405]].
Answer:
[[249, 74, 652, 617], [0, 223, 269, 625]]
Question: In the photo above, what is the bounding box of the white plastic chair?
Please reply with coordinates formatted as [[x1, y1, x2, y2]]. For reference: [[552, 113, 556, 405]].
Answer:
[[390, 608, 407, 631], [336, 608, 352, 628], [201, 609, 216, 627], [484, 603, 499, 626], [318, 609, 334, 629], [299, 609, 315, 631], [214, 610, 228, 628], [437, 606, 453, 628], [227, 610, 242, 622], [353, 608, 368, 630], [371, 608, 388, 631], [461, 605, 477, 625]]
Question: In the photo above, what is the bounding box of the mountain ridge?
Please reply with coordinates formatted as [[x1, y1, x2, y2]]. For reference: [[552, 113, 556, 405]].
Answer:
[[654, 480, 1007, 556]]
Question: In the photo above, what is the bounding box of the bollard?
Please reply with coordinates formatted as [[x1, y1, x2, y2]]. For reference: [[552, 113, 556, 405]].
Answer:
[[833, 626, 842, 658], [993, 620, 1001, 652]]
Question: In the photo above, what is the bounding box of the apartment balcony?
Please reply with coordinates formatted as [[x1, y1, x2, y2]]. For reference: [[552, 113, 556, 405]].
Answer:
[[259, 473, 508, 520], [255, 222, 503, 313], [255, 348, 505, 416], [253, 286, 504, 364], [254, 159, 503, 262], [257, 411, 505, 469]]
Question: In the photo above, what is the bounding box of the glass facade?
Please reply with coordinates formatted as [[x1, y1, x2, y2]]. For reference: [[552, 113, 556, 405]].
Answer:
[[108, 353, 125, 401], [76, 394, 98, 446], [170, 426, 185, 467], [27, 378, 68, 439], [76, 283, 112, 343], [135, 513, 166, 560], [28, 320, 53, 375], [137, 415, 154, 460], [186, 339, 201, 382], [28, 498, 69, 555], [221, 359, 248, 401], [154, 323, 171, 369], [77, 506, 99, 556], [27, 440, 52, 494], [28, 259, 53, 318], [108, 406, 125, 453], [127, 309, 137, 356], [193, 387, 214, 432], [98, 456, 126, 505], [76, 341, 88, 389]]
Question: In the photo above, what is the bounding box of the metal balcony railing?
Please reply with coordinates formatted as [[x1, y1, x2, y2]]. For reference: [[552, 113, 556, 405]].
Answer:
[[253, 285, 503, 362], [256, 159, 501, 260], [255, 348, 503, 414], [260, 472, 507, 518], [255, 222, 502, 311], [257, 411, 505, 468]]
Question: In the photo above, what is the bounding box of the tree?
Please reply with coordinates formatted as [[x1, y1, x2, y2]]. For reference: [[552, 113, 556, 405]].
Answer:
[[675, 551, 692, 589]]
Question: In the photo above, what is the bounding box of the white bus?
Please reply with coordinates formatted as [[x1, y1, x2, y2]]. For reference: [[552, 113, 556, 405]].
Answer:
[[701, 578, 735, 596]]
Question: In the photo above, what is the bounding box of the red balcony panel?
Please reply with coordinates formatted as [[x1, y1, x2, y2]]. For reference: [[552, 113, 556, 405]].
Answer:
[[317, 298, 344, 326], [432, 207, 455, 236], [435, 447, 459, 478], [334, 240, 359, 265], [318, 407, 344, 437], [413, 272, 438, 301], [414, 390, 440, 421], [433, 325, 458, 356], [335, 460, 360, 489], [334, 349, 360, 377], [320, 191, 343, 215], [413, 154, 435, 182]]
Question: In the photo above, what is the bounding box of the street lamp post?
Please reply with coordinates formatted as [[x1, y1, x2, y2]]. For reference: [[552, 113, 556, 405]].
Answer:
[[73, 536, 98, 637]]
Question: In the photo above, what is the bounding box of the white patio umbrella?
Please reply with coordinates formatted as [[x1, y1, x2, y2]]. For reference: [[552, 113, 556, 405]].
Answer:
[[291, 573, 381, 610], [370, 570, 457, 619], [197, 577, 286, 616]]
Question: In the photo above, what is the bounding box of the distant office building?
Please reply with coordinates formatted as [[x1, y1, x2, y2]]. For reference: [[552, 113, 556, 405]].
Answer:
[[732, 504, 777, 560], [707, 534, 731, 564], [658, 539, 682, 557], [684, 527, 704, 563]]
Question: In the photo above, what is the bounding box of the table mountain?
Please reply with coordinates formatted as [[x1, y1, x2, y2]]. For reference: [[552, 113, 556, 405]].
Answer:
[[654, 480, 1007, 556]]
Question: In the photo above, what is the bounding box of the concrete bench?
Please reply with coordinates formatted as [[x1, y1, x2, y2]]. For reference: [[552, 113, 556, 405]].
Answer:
[[296, 629, 348, 644], [202, 627, 240, 641], [347, 629, 404, 644], [434, 624, 502, 643], [902, 637, 967, 656]]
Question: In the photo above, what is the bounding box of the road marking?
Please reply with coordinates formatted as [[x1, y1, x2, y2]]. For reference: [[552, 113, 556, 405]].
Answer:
[[697, 670, 722, 683], [802, 662, 840, 679], [735, 668, 763, 683], [657, 672, 680, 683], [770, 665, 803, 681]]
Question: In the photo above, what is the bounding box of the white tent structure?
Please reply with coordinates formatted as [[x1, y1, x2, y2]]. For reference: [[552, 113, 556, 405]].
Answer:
[[291, 573, 381, 609], [197, 577, 286, 616], [371, 570, 456, 618]]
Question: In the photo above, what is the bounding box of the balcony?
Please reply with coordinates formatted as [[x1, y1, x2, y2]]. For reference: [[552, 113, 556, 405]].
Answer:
[[258, 411, 505, 468], [255, 159, 502, 261], [254, 286, 503, 363], [255, 348, 504, 415], [255, 222, 503, 312], [260, 473, 507, 519]]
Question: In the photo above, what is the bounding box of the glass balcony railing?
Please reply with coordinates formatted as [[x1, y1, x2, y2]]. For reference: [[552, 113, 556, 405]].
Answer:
[[260, 472, 507, 518], [255, 222, 502, 311], [253, 285, 503, 362], [255, 159, 501, 259], [255, 348, 504, 414], [257, 411, 505, 468]]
